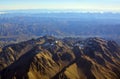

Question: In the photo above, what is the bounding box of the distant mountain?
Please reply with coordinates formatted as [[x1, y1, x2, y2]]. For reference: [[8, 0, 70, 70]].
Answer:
[[0, 12, 120, 46], [0, 36, 120, 79]]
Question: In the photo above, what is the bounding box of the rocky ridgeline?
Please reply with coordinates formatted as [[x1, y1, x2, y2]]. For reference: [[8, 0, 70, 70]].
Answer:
[[0, 36, 120, 79]]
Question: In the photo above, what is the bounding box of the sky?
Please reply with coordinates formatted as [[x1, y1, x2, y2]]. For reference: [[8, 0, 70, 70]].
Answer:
[[0, 0, 120, 12]]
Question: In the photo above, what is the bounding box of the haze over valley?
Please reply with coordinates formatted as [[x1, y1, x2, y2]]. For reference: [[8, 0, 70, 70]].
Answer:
[[0, 10, 120, 46]]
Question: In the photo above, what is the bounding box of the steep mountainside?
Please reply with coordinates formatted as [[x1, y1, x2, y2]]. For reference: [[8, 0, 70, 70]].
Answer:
[[0, 36, 120, 79]]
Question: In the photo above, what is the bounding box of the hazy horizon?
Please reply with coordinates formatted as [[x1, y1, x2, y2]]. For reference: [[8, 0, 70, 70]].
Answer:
[[0, 0, 120, 12]]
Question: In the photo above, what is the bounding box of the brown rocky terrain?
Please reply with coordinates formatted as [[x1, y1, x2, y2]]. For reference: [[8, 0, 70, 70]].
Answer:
[[0, 36, 120, 79]]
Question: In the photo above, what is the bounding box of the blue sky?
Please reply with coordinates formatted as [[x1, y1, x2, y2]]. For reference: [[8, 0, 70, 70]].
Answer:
[[0, 0, 120, 12]]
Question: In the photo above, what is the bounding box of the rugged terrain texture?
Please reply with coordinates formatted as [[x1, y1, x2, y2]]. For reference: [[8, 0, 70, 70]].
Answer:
[[0, 36, 120, 79]]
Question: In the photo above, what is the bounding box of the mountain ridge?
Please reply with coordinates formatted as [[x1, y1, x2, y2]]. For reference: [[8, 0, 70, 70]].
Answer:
[[0, 36, 120, 79]]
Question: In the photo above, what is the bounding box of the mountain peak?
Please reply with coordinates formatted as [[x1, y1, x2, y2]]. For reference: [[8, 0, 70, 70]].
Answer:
[[0, 36, 120, 79]]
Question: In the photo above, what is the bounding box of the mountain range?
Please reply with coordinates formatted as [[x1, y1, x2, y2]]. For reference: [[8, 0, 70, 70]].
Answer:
[[0, 12, 120, 46], [0, 36, 120, 79]]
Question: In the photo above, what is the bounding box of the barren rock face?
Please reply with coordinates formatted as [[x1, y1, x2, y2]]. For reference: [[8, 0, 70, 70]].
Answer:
[[0, 36, 120, 79]]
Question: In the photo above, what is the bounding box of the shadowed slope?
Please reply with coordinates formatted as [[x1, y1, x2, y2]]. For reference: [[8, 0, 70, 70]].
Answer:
[[0, 36, 120, 79]]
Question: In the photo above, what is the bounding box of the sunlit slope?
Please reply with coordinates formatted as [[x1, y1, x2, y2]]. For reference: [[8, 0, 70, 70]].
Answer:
[[0, 36, 120, 79]]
